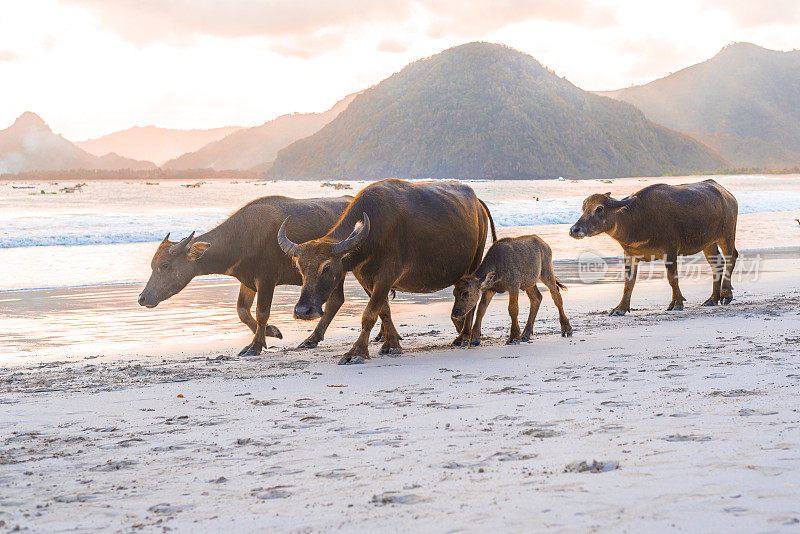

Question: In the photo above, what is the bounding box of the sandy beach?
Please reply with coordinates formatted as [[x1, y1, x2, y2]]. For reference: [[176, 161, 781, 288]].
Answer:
[[2, 252, 799, 532]]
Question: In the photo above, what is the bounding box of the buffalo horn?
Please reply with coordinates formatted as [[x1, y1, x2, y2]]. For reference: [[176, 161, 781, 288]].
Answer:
[[331, 213, 370, 255], [169, 231, 194, 255], [607, 196, 636, 208], [277, 217, 300, 257]]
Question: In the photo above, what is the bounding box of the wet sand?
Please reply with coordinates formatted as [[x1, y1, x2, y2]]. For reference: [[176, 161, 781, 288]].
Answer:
[[1, 254, 799, 531]]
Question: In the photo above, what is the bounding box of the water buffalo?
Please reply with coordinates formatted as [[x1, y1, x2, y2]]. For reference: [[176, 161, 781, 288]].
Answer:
[[569, 179, 738, 315], [451, 234, 572, 345], [138, 195, 353, 355], [277, 178, 496, 364]]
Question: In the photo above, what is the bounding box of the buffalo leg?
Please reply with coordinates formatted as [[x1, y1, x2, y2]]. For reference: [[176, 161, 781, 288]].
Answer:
[[665, 254, 685, 311], [468, 290, 495, 347], [506, 288, 522, 344], [339, 283, 393, 365], [520, 286, 542, 342], [718, 238, 738, 305], [702, 244, 724, 306], [455, 307, 476, 348], [240, 281, 277, 356], [540, 265, 572, 336], [236, 284, 258, 334], [378, 301, 403, 355], [299, 278, 345, 349], [610, 255, 639, 316]]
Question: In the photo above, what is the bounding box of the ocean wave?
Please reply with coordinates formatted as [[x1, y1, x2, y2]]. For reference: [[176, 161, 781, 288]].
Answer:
[[2, 190, 800, 248]]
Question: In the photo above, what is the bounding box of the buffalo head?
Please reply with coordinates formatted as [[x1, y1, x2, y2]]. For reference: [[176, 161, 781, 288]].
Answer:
[[138, 232, 211, 308], [278, 214, 370, 320], [451, 272, 495, 319], [569, 193, 637, 239]]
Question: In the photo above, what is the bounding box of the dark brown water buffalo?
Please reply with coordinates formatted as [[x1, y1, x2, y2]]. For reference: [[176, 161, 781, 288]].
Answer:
[[569, 179, 738, 315], [451, 234, 572, 345], [277, 178, 496, 364], [138, 195, 352, 355]]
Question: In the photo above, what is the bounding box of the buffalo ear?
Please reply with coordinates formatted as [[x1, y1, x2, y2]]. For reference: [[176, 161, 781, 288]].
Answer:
[[608, 195, 637, 209], [480, 271, 495, 291], [187, 241, 211, 261]]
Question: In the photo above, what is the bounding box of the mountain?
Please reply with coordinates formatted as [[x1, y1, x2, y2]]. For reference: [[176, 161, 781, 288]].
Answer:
[[268, 43, 725, 180], [163, 94, 358, 171], [598, 43, 800, 169], [0, 112, 155, 174], [77, 125, 243, 165]]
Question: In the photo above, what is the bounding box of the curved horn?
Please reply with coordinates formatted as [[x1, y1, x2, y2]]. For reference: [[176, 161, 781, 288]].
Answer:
[[331, 213, 370, 255], [169, 231, 194, 255], [277, 217, 300, 258], [607, 196, 636, 209], [161, 232, 171, 243]]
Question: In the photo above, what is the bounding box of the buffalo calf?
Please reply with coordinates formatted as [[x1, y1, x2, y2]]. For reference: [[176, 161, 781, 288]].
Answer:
[[452, 234, 572, 345]]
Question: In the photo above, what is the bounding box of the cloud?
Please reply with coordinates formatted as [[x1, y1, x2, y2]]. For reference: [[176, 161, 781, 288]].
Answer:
[[64, 0, 615, 57], [377, 39, 409, 53], [701, 0, 800, 27], [0, 50, 20, 61]]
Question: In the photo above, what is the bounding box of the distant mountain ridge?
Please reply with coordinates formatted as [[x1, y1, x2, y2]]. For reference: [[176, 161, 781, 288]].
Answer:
[[598, 43, 800, 169], [269, 43, 726, 180], [0, 112, 155, 174], [163, 94, 358, 171], [77, 125, 243, 166]]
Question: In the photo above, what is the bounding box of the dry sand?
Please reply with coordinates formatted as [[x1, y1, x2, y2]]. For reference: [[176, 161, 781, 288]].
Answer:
[[2, 262, 800, 532]]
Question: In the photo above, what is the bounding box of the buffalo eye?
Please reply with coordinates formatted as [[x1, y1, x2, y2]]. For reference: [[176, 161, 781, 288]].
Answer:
[[595, 205, 604, 215], [159, 262, 169, 272], [461, 291, 469, 298], [321, 263, 331, 274]]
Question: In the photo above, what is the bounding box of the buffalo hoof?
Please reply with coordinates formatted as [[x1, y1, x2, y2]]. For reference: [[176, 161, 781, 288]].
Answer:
[[298, 338, 319, 349], [338, 353, 367, 365], [520, 335, 531, 343], [562, 327, 573, 337], [470, 338, 481, 347], [451, 337, 465, 346], [238, 342, 263, 356], [702, 298, 719, 306], [667, 302, 684, 311], [379, 345, 402, 355], [506, 337, 521, 345], [373, 332, 385, 343], [721, 297, 733, 305], [609, 308, 628, 316], [265, 325, 283, 339]]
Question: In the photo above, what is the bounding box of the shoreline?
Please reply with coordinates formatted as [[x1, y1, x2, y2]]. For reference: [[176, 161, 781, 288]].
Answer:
[[1, 261, 799, 531]]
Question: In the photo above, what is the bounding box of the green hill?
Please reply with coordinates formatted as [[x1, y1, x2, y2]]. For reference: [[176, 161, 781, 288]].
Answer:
[[599, 43, 800, 169], [269, 42, 725, 180]]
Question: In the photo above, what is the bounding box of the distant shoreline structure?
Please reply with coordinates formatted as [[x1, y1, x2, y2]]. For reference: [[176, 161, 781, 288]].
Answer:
[[2, 167, 800, 182]]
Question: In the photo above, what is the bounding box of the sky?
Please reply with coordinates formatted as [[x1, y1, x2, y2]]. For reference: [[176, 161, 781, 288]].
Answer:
[[1, 0, 799, 140]]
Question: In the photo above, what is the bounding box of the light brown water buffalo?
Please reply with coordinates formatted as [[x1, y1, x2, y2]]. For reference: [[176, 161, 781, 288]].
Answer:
[[138, 195, 352, 355], [277, 178, 496, 364], [569, 179, 738, 315], [451, 234, 572, 345]]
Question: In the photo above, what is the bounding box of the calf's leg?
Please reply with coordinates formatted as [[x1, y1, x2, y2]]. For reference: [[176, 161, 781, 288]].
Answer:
[[610, 255, 638, 316], [540, 264, 572, 336], [468, 290, 495, 346], [702, 243, 724, 306], [520, 286, 542, 342], [506, 288, 522, 344]]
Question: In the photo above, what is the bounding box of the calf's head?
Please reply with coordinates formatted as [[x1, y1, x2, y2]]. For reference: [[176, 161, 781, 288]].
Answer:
[[138, 232, 211, 308], [451, 272, 495, 318], [569, 193, 636, 239], [278, 214, 370, 320]]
